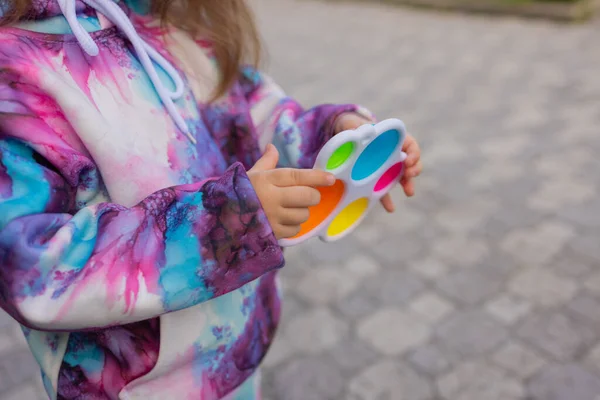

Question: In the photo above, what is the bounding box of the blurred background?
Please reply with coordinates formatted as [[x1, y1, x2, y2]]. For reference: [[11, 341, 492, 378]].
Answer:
[[1, 0, 600, 399]]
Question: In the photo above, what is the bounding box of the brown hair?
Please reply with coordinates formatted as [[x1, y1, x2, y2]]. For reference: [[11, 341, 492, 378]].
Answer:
[[0, 0, 261, 100]]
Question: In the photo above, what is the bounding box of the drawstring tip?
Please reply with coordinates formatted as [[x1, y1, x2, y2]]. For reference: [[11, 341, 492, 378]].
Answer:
[[175, 116, 196, 144], [184, 131, 197, 145], [84, 45, 100, 57]]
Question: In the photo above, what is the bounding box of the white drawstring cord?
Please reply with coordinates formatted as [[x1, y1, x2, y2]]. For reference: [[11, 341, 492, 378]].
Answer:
[[56, 0, 196, 144]]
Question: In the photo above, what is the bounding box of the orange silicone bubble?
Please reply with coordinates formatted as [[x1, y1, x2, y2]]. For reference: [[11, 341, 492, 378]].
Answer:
[[292, 179, 345, 239]]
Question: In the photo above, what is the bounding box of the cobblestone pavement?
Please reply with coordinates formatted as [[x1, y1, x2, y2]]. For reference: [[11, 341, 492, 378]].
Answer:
[[1, 0, 600, 399]]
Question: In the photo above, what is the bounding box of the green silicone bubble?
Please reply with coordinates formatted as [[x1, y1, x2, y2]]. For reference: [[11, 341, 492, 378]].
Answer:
[[326, 142, 355, 170]]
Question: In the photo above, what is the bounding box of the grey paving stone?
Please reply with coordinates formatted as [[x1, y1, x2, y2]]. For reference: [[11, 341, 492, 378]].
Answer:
[[584, 272, 600, 295], [457, 378, 525, 400], [408, 292, 455, 323], [408, 343, 454, 377], [487, 177, 539, 210], [295, 267, 361, 305], [0, 312, 15, 330], [348, 360, 433, 400], [468, 160, 521, 190], [437, 268, 504, 306], [301, 236, 365, 264], [517, 311, 597, 361], [335, 290, 379, 320], [500, 221, 575, 266], [0, 327, 27, 360], [370, 233, 426, 265], [262, 334, 295, 369], [351, 221, 387, 246], [485, 294, 533, 325], [358, 309, 431, 356], [557, 198, 600, 230], [585, 343, 600, 375], [327, 340, 379, 373], [437, 360, 525, 400], [1, 383, 44, 400], [271, 356, 344, 400], [527, 177, 595, 212], [343, 254, 382, 279], [566, 294, 600, 328], [549, 255, 595, 278], [285, 308, 349, 354], [508, 268, 578, 307], [0, 350, 40, 400], [570, 233, 600, 263], [280, 246, 318, 281], [435, 311, 509, 358], [362, 270, 426, 307], [479, 134, 531, 161], [434, 197, 498, 234], [280, 295, 305, 323], [372, 201, 426, 236], [492, 341, 547, 379], [528, 364, 600, 400], [484, 203, 546, 239], [430, 236, 490, 268], [335, 269, 426, 320], [0, 366, 13, 394], [410, 257, 450, 280], [478, 248, 518, 276]]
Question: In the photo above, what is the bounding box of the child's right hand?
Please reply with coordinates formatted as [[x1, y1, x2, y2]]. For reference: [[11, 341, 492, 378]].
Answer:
[[248, 144, 335, 240]]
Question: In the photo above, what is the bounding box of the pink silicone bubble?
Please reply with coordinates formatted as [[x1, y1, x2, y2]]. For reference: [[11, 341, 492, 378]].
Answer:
[[374, 162, 404, 192]]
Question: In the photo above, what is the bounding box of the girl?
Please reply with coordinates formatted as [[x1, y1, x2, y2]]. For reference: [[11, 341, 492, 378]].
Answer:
[[0, 0, 422, 398]]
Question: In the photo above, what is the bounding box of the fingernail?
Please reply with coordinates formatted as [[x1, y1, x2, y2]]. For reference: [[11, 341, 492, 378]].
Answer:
[[326, 174, 336, 185]]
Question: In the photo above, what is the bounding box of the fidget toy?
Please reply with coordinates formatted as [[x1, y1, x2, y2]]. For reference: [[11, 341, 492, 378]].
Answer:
[[278, 118, 407, 247]]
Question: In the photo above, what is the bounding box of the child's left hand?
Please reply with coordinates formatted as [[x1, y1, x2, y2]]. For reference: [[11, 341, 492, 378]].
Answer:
[[335, 113, 422, 213]]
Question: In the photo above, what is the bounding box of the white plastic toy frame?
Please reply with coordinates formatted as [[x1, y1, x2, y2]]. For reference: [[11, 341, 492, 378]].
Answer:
[[278, 118, 407, 247]]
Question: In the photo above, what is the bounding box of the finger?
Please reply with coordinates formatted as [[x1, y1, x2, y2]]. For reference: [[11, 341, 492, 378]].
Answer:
[[275, 224, 301, 240], [401, 177, 415, 197], [402, 136, 421, 166], [380, 194, 395, 213], [272, 168, 335, 188], [249, 144, 279, 172], [280, 186, 321, 208], [279, 208, 310, 226], [405, 160, 423, 178]]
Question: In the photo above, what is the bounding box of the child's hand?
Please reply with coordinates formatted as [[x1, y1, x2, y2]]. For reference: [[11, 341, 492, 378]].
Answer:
[[249, 144, 336, 239], [335, 113, 422, 213]]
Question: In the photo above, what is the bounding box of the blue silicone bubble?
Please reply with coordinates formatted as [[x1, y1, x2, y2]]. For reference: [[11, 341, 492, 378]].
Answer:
[[351, 129, 400, 181]]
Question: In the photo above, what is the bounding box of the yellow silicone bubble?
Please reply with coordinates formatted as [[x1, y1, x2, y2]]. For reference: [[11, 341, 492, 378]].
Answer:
[[327, 197, 369, 237]]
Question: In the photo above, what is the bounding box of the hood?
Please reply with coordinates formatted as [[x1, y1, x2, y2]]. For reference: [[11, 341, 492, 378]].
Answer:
[[8, 0, 193, 142]]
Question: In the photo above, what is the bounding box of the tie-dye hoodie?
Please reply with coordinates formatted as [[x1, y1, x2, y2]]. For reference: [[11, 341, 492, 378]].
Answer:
[[0, 1, 371, 398]]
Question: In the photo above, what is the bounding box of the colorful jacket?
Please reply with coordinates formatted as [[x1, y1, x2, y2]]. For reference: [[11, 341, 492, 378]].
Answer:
[[0, 1, 371, 398]]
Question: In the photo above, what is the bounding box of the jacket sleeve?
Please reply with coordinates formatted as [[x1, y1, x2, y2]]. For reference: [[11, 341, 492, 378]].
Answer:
[[239, 66, 375, 169], [0, 138, 284, 331]]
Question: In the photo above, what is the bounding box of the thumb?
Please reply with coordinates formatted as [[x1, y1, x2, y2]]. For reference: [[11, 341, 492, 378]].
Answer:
[[250, 144, 279, 172]]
